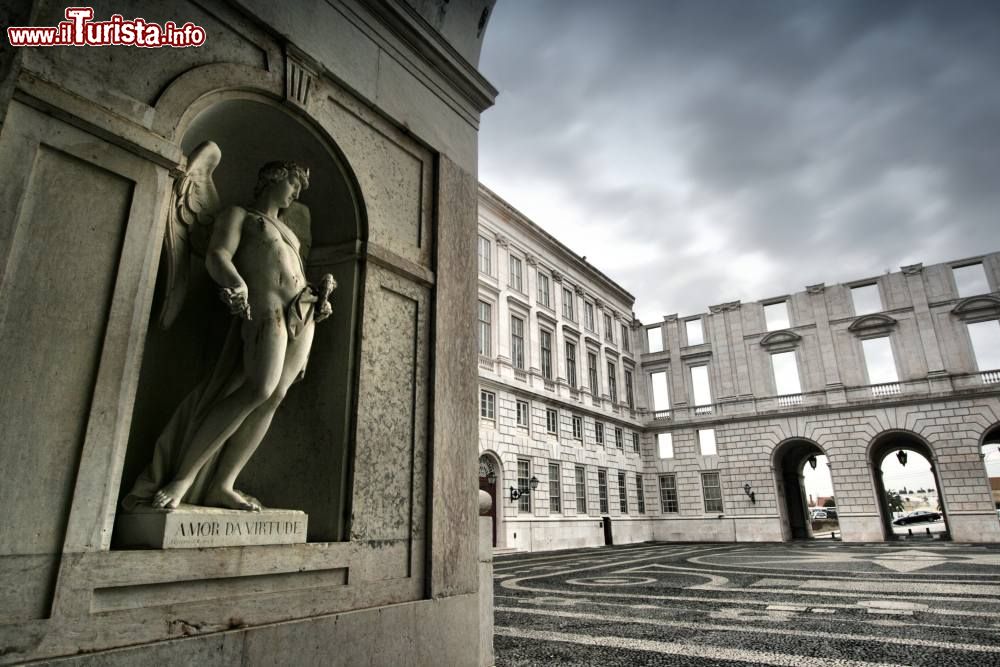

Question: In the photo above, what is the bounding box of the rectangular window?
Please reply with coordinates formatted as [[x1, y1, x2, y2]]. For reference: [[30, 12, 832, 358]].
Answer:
[[651, 371, 670, 411], [862, 336, 898, 384], [546, 408, 558, 435], [636, 474, 646, 514], [516, 399, 530, 428], [477, 300, 491, 356], [477, 235, 491, 275], [954, 263, 990, 298], [584, 301, 596, 331], [565, 340, 578, 388], [698, 428, 717, 456], [562, 287, 575, 321], [764, 301, 790, 331], [509, 255, 523, 292], [595, 422, 605, 446], [537, 272, 551, 307], [621, 324, 630, 352], [480, 390, 495, 420], [549, 462, 562, 513], [701, 471, 724, 513], [540, 329, 553, 379], [510, 315, 525, 370], [517, 458, 531, 512], [598, 469, 609, 514], [632, 432, 640, 453], [618, 471, 628, 514], [575, 466, 588, 514], [686, 318, 704, 345], [607, 361, 618, 403], [604, 313, 614, 344], [771, 351, 802, 395], [572, 415, 583, 439], [659, 475, 678, 513], [968, 320, 1000, 371], [647, 326, 664, 353], [851, 283, 882, 316], [624, 369, 635, 409], [614, 427, 624, 450], [657, 433, 674, 459], [691, 365, 712, 406], [588, 351, 599, 394]]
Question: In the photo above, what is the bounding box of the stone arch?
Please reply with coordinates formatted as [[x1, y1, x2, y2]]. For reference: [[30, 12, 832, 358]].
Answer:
[[979, 422, 1000, 512], [479, 450, 503, 548], [771, 437, 834, 540], [867, 429, 948, 541]]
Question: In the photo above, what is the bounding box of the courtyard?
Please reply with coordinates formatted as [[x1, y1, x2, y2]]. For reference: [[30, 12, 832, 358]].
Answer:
[[494, 542, 1000, 666]]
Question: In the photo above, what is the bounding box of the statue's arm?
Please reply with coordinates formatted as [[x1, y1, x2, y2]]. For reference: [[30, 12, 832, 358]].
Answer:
[[207, 206, 251, 318]]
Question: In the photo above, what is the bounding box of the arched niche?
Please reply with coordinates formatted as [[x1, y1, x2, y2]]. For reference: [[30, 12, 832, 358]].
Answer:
[[868, 430, 949, 542], [771, 438, 831, 540], [116, 97, 366, 544]]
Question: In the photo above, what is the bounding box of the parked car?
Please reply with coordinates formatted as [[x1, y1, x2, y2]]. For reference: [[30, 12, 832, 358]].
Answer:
[[823, 507, 838, 519], [892, 510, 942, 526], [810, 510, 828, 520]]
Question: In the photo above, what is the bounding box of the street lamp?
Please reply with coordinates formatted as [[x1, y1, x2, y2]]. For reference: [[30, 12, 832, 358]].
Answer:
[[510, 476, 539, 502], [896, 450, 908, 467], [743, 482, 756, 504], [808, 455, 818, 471], [486, 469, 497, 485]]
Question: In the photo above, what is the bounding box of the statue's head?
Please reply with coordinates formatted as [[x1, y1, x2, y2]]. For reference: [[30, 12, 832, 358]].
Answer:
[[254, 161, 310, 199]]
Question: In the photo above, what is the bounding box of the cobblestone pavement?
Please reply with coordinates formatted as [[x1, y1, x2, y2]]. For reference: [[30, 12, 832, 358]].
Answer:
[[493, 542, 1000, 666]]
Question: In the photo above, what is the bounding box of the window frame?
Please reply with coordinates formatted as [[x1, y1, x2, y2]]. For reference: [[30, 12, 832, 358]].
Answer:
[[604, 312, 615, 344], [510, 314, 526, 370], [562, 287, 575, 321], [565, 339, 578, 389], [548, 462, 562, 514], [685, 317, 705, 346], [575, 466, 588, 514], [635, 474, 646, 514], [516, 399, 530, 429], [588, 350, 599, 394], [479, 389, 495, 420], [517, 458, 532, 512], [477, 235, 492, 276], [659, 474, 678, 513], [545, 407, 559, 435], [508, 253, 524, 293], [614, 426, 624, 450], [595, 421, 605, 446], [477, 300, 492, 357], [631, 432, 640, 453], [607, 360, 618, 403], [657, 433, 674, 459], [540, 328, 553, 380], [571, 414, 583, 440], [701, 471, 724, 513], [537, 271, 552, 308], [598, 468, 609, 514], [617, 471, 628, 514]]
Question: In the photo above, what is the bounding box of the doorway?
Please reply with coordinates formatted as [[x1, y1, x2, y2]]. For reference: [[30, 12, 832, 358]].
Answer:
[[870, 431, 949, 541], [773, 439, 837, 540]]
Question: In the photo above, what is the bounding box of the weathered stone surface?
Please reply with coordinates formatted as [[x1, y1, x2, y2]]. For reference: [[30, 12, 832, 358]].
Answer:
[[116, 506, 307, 549]]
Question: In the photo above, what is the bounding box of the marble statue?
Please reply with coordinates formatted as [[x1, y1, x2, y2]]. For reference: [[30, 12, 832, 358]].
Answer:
[[123, 142, 335, 512]]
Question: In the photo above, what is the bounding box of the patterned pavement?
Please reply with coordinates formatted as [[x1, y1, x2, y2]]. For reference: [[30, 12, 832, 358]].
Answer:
[[493, 542, 1000, 666]]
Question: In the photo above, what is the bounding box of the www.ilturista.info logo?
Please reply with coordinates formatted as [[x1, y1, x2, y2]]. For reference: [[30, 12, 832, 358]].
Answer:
[[7, 7, 206, 48]]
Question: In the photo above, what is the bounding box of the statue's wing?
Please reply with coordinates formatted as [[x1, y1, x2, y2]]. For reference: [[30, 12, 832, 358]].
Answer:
[[159, 141, 222, 329], [281, 201, 312, 263]]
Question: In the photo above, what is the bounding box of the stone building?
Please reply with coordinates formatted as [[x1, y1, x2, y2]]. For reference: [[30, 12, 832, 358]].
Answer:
[[480, 186, 1000, 549]]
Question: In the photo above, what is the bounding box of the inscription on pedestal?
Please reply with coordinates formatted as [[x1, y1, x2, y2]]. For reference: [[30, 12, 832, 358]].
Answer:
[[116, 505, 308, 549]]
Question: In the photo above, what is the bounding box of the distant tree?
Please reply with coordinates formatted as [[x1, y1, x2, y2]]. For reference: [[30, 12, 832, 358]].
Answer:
[[900, 486, 909, 495], [917, 488, 926, 493], [886, 489, 904, 514], [823, 498, 836, 508]]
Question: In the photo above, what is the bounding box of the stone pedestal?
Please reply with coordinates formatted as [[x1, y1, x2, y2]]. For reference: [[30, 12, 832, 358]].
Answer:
[[116, 505, 308, 549]]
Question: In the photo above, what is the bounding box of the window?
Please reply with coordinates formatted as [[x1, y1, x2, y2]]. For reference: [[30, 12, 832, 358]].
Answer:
[[598, 469, 609, 514], [480, 390, 495, 420], [546, 408, 558, 434], [862, 336, 898, 384], [701, 471, 723, 513], [698, 428, 717, 456], [691, 365, 712, 406], [647, 326, 664, 353], [657, 433, 674, 459], [764, 301, 790, 331], [575, 466, 588, 514], [624, 369, 635, 409], [636, 475, 646, 514], [771, 351, 802, 395], [510, 315, 525, 370], [509, 255, 523, 292], [537, 272, 551, 307], [604, 313, 614, 344], [565, 341, 578, 388], [516, 399, 530, 429], [621, 324, 630, 352], [617, 471, 628, 513], [584, 301, 596, 331], [562, 287, 575, 321], [607, 361, 618, 403], [686, 318, 704, 345], [632, 432, 640, 453], [477, 301, 491, 356], [540, 329, 553, 379], [549, 462, 562, 513], [851, 283, 881, 316], [615, 427, 624, 450], [595, 422, 605, 446], [572, 415, 583, 439], [659, 475, 678, 513], [588, 351, 599, 394], [954, 263, 989, 298], [968, 320, 1000, 371], [517, 458, 531, 512], [650, 371, 670, 411], [477, 235, 491, 275]]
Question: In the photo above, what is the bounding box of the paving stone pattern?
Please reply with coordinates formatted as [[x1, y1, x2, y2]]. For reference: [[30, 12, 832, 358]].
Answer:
[[494, 542, 1000, 666]]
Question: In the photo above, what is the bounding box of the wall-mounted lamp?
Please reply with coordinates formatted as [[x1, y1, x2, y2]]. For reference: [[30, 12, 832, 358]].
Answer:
[[743, 482, 756, 504], [896, 450, 908, 467], [808, 455, 818, 470], [487, 469, 497, 485], [510, 476, 539, 502]]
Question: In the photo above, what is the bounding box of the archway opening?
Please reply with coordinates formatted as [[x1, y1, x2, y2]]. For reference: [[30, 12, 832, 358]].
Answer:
[[773, 440, 837, 540], [871, 433, 948, 541], [479, 454, 500, 547], [982, 424, 1000, 518]]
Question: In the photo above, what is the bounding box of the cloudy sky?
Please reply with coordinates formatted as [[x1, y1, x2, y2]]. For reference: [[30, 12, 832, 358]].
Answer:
[[478, 0, 1000, 323]]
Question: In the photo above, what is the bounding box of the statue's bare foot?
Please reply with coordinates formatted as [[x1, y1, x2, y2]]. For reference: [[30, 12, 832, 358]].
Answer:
[[152, 481, 190, 510], [204, 486, 261, 511], [235, 489, 263, 510]]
